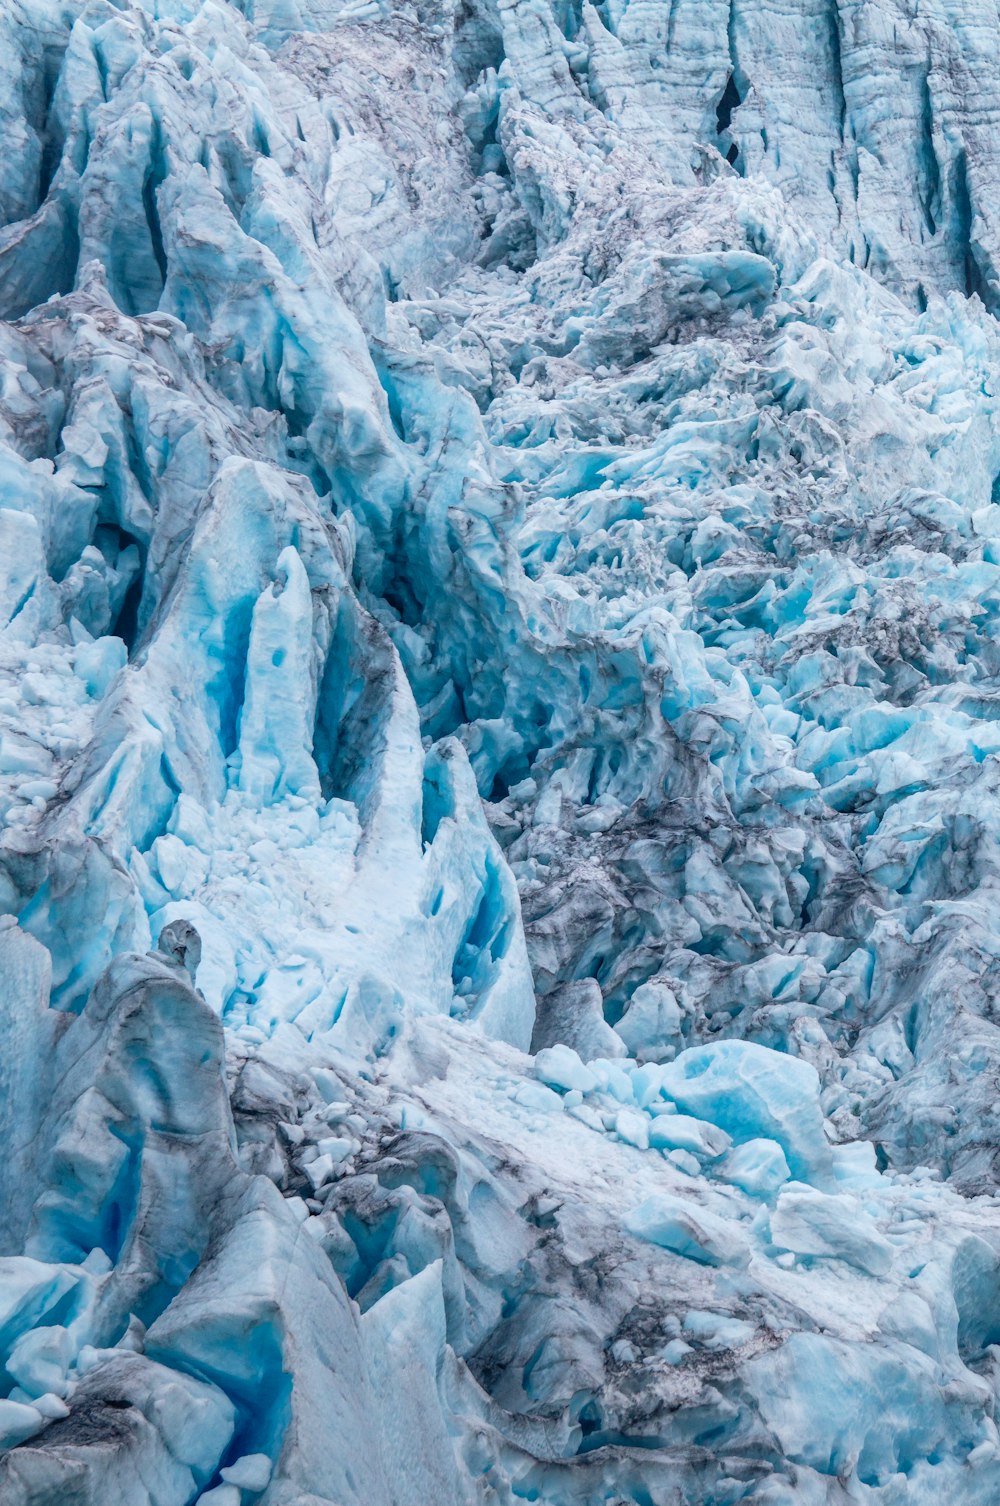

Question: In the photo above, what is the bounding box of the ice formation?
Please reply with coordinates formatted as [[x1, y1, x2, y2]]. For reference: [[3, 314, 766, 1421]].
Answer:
[[4, 0, 1000, 1501]]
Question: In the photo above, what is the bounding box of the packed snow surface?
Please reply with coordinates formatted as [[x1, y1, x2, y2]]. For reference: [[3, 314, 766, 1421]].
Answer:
[[6, 0, 1000, 1501]]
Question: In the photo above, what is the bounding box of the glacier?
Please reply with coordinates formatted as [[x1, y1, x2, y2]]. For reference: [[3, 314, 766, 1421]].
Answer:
[[5, 0, 1000, 1501]]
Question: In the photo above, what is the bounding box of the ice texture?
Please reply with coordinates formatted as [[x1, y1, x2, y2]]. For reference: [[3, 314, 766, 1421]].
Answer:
[[3, 0, 1000, 1503]]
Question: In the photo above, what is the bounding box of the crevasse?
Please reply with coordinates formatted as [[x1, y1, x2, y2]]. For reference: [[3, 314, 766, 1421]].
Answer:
[[3, 0, 1000, 1502]]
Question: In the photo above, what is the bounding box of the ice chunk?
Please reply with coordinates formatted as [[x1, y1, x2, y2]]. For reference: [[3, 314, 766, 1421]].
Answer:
[[220, 1452, 272, 1490], [831, 1138, 883, 1191], [770, 1185, 894, 1276], [716, 1138, 791, 1198], [0, 1398, 44, 1448], [587, 1058, 636, 1105], [682, 1310, 756, 1350], [615, 980, 682, 1062], [660, 1041, 832, 1185], [157, 917, 203, 983], [5, 1324, 75, 1399], [627, 1193, 747, 1267], [30, 1392, 70, 1420], [647, 1113, 731, 1161], [531, 978, 626, 1062], [305, 1154, 335, 1191], [615, 1108, 649, 1149], [199, 1488, 241, 1506], [0, 1259, 85, 1352], [530, 975, 626, 1060], [533, 1044, 598, 1094]]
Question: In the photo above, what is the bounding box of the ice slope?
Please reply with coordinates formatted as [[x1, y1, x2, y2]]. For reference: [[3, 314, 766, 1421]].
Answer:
[[4, 0, 1000, 1502]]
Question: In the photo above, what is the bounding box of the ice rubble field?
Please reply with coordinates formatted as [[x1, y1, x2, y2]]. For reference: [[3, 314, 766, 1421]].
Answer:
[[8, 0, 1000, 1502]]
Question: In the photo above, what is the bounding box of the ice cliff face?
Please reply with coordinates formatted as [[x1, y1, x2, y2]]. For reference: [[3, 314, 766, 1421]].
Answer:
[[5, 0, 1000, 1502]]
